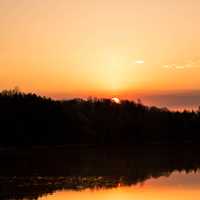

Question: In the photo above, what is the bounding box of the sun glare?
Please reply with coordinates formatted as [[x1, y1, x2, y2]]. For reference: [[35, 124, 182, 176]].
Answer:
[[111, 97, 121, 104]]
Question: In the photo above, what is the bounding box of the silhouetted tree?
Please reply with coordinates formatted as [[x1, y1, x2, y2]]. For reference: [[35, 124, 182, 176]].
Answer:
[[0, 89, 200, 146]]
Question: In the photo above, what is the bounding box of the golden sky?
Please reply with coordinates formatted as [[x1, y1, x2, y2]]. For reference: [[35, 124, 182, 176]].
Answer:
[[1, 0, 200, 105]]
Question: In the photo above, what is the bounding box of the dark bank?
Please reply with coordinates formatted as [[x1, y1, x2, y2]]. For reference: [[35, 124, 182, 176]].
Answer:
[[1, 89, 200, 147]]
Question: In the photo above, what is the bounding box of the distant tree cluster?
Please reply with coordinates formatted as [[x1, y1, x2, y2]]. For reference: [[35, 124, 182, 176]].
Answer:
[[0, 90, 200, 146]]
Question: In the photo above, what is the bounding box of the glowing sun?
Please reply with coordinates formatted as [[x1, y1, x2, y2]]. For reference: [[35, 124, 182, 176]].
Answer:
[[111, 97, 121, 104]]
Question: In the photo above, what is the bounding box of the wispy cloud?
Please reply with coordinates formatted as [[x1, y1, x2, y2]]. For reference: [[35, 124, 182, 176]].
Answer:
[[162, 59, 200, 70], [135, 60, 145, 64]]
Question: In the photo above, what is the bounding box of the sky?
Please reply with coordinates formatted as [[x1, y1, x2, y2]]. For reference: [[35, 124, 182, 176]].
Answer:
[[1, 0, 200, 109]]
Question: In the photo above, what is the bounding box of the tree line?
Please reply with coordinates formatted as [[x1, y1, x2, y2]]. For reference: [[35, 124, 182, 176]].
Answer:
[[0, 89, 200, 146]]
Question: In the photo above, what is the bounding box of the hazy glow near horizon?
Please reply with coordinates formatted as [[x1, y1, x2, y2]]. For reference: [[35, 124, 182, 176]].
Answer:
[[1, 0, 200, 101]]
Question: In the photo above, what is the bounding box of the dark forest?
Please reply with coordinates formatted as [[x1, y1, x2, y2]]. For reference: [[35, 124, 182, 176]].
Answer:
[[1, 89, 200, 146]]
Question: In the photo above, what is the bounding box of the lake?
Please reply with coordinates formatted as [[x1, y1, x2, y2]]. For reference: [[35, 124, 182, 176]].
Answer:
[[39, 171, 200, 200], [1, 144, 200, 199]]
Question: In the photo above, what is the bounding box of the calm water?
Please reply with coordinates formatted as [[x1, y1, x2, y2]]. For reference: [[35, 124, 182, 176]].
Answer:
[[1, 145, 200, 199], [39, 172, 200, 200]]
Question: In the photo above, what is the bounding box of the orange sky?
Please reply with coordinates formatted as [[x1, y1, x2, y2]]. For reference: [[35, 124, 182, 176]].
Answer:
[[1, 0, 200, 107]]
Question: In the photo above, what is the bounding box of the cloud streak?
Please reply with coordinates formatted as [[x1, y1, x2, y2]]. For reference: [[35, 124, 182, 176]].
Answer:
[[142, 90, 200, 110], [135, 60, 145, 64], [162, 59, 200, 70]]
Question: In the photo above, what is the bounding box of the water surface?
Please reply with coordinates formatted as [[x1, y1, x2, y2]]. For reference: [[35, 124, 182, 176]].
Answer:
[[1, 145, 200, 200], [39, 171, 200, 200]]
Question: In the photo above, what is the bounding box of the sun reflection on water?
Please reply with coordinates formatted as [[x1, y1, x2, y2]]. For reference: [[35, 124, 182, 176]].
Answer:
[[39, 172, 200, 200]]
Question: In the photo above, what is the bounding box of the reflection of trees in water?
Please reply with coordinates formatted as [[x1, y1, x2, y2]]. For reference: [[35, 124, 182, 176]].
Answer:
[[1, 145, 200, 200]]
